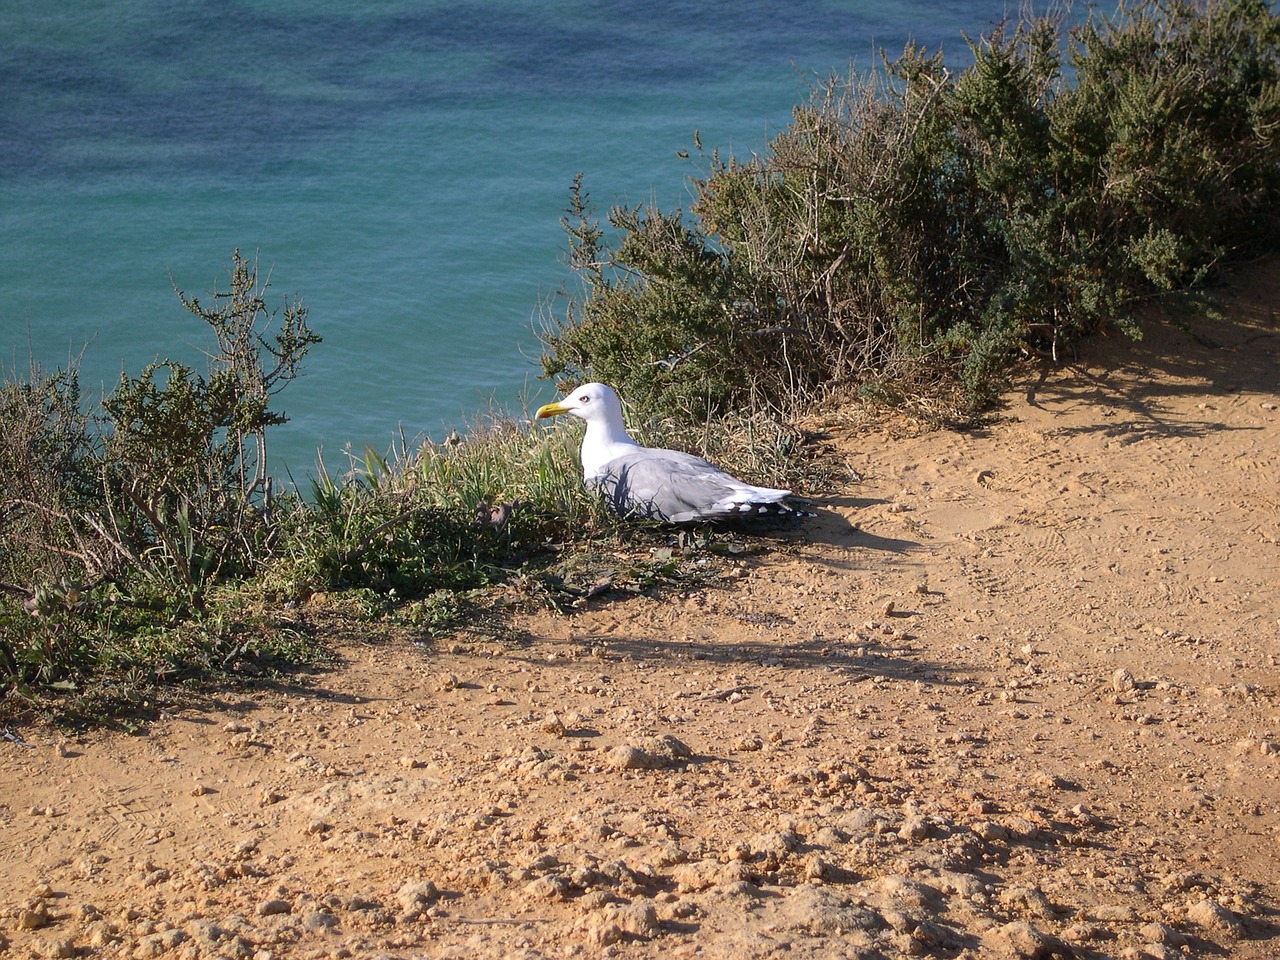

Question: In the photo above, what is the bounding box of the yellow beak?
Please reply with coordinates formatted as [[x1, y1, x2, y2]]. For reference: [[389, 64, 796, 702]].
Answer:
[[535, 400, 571, 419]]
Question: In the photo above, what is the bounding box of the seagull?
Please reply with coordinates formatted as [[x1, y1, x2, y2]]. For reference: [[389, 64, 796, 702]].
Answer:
[[535, 382, 807, 523]]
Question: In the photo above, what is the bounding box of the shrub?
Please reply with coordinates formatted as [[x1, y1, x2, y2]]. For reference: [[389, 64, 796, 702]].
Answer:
[[539, 174, 749, 423], [98, 249, 320, 604], [0, 361, 106, 592], [0, 251, 320, 692], [0, 253, 731, 702], [540, 0, 1280, 421]]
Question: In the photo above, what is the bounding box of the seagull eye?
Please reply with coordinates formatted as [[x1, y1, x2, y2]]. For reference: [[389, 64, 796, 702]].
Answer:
[[578, 395, 589, 403]]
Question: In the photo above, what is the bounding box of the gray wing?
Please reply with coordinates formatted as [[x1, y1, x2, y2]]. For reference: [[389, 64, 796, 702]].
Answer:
[[591, 448, 793, 523]]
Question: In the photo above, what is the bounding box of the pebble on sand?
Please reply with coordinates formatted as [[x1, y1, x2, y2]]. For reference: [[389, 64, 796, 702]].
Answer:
[[607, 735, 692, 771], [1185, 898, 1243, 936]]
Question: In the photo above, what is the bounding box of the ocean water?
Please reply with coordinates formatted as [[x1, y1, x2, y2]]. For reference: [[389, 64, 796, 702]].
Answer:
[[1, 0, 1016, 477]]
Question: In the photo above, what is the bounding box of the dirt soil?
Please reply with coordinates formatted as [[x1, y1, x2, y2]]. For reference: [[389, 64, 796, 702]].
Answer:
[[2, 262, 1279, 960]]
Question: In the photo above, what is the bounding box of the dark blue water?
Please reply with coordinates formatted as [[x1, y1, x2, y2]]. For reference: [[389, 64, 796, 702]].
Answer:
[[1, 0, 1015, 475]]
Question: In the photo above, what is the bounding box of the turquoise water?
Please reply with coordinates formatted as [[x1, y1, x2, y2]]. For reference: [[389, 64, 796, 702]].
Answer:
[[1, 0, 1014, 476]]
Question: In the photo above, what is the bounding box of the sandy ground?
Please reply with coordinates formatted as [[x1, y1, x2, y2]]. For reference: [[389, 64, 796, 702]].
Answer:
[[1, 262, 1279, 960]]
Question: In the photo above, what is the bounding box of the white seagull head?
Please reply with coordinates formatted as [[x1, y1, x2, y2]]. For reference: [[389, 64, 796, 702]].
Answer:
[[534, 381, 624, 428]]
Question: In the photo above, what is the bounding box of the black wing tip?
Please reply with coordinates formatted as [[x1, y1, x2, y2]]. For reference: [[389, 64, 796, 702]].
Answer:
[[676, 501, 817, 525]]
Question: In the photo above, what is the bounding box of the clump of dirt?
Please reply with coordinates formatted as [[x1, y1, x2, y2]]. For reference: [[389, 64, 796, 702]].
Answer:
[[2, 261, 1279, 959]]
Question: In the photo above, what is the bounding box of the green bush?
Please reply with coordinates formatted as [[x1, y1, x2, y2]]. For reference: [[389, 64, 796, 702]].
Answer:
[[540, 0, 1280, 421], [0, 363, 104, 592], [98, 249, 320, 602], [0, 251, 321, 692]]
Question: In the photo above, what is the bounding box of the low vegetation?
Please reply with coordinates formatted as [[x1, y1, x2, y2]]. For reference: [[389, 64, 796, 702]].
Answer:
[[2, 0, 1278, 714], [0, 255, 805, 713], [541, 0, 1280, 422]]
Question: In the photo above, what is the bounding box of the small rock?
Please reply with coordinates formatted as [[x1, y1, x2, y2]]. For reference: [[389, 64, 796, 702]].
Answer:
[[607, 735, 692, 771], [999, 885, 1057, 919], [398, 755, 424, 769], [912, 919, 961, 951], [1032, 772, 1069, 791], [1068, 803, 1102, 826], [577, 889, 621, 911], [1001, 816, 1041, 840], [882, 908, 914, 933], [671, 859, 753, 893], [811, 825, 849, 847], [897, 815, 930, 842], [1138, 922, 1188, 945], [934, 870, 985, 899], [39, 940, 75, 959], [806, 855, 833, 881], [1185, 898, 1242, 935], [524, 873, 570, 900], [1060, 921, 1108, 943], [398, 879, 440, 915], [972, 821, 1009, 841], [540, 712, 568, 737], [527, 851, 560, 872], [578, 902, 659, 943], [133, 930, 188, 958], [1112, 668, 1136, 693], [1235, 738, 1279, 757], [749, 829, 802, 859], [301, 909, 339, 932], [782, 885, 883, 935], [18, 904, 54, 928], [185, 919, 232, 950], [1090, 904, 1139, 923], [995, 920, 1063, 959], [859, 874, 943, 912], [257, 899, 291, 917], [85, 920, 117, 947], [582, 921, 624, 947]]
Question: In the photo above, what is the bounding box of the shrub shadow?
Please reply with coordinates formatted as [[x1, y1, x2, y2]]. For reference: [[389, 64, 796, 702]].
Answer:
[[1020, 267, 1280, 442], [511, 629, 963, 690]]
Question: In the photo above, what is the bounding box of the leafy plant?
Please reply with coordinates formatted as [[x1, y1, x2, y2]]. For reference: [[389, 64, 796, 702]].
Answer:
[[1, 251, 321, 695], [94, 251, 320, 607], [540, 0, 1280, 422], [0, 361, 107, 589]]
